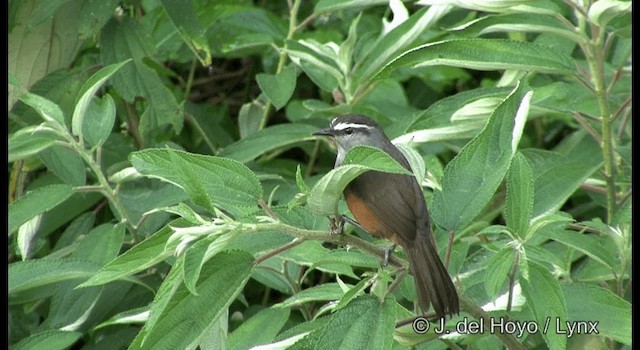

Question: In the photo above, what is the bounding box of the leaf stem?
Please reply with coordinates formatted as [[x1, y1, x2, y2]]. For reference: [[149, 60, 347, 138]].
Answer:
[[257, 0, 301, 131], [584, 24, 617, 224]]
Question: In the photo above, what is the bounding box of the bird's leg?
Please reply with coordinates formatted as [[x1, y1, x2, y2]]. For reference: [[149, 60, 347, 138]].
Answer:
[[382, 244, 397, 267], [339, 214, 366, 232]]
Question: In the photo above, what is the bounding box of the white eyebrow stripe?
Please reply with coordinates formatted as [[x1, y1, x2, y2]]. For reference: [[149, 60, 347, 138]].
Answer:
[[333, 122, 372, 131]]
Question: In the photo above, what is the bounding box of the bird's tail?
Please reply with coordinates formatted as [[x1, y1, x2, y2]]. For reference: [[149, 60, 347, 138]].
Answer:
[[404, 235, 459, 319]]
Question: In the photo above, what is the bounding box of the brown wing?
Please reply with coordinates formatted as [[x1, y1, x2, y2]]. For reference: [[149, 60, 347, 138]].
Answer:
[[344, 168, 430, 246]]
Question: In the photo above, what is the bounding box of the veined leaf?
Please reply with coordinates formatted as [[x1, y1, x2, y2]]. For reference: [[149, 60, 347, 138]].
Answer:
[[453, 13, 585, 43], [9, 125, 60, 162], [71, 60, 130, 144], [505, 153, 534, 238], [314, 0, 389, 13], [160, 0, 211, 66], [11, 330, 82, 350], [431, 81, 532, 231], [79, 221, 182, 287], [290, 295, 395, 350], [130, 149, 263, 217], [417, 0, 538, 13], [355, 5, 452, 85], [275, 283, 346, 308], [82, 94, 116, 147], [9, 184, 74, 234], [485, 248, 516, 299], [538, 229, 616, 269], [221, 123, 318, 163], [374, 39, 575, 81], [9, 258, 102, 295], [520, 261, 567, 350], [563, 284, 631, 345], [19, 92, 66, 126], [256, 65, 297, 110], [308, 145, 412, 216], [285, 39, 342, 92], [130, 251, 254, 350], [227, 307, 290, 350], [522, 147, 602, 220]]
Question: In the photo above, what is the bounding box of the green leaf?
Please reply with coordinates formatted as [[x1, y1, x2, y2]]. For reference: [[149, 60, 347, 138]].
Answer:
[[291, 295, 395, 350], [9, 184, 74, 234], [431, 82, 532, 231], [71, 60, 130, 143], [131, 250, 254, 350], [94, 306, 149, 330], [73, 223, 125, 265], [588, 0, 631, 27], [17, 214, 42, 260], [284, 39, 342, 92], [9, 0, 81, 109], [8, 125, 60, 162], [160, 0, 211, 66], [221, 33, 274, 57], [227, 307, 290, 350], [419, 0, 533, 12], [130, 149, 262, 217], [395, 143, 426, 185], [485, 248, 516, 299], [334, 275, 375, 311], [11, 330, 82, 350], [453, 13, 585, 43], [308, 145, 412, 216], [538, 229, 616, 269], [256, 65, 297, 110], [79, 220, 181, 287], [355, 5, 452, 85], [275, 283, 345, 308], [39, 145, 87, 186], [221, 123, 318, 163], [19, 92, 66, 126], [374, 39, 575, 81], [82, 94, 116, 147], [563, 284, 631, 345], [9, 258, 101, 295], [314, 0, 389, 13], [183, 231, 241, 295], [505, 153, 534, 238], [78, 0, 119, 39], [520, 261, 567, 350], [237, 101, 264, 139], [522, 148, 602, 219], [101, 18, 182, 143]]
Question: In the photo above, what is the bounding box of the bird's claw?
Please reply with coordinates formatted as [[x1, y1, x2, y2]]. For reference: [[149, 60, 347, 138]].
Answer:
[[381, 244, 397, 267]]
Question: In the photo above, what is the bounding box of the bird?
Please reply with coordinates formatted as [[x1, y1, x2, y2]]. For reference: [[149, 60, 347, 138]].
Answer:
[[313, 114, 459, 319]]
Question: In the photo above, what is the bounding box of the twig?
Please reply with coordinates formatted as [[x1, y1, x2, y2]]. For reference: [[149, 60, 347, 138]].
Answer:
[[386, 268, 408, 296], [258, 198, 279, 220], [571, 112, 602, 144], [611, 96, 632, 122], [580, 183, 608, 195], [444, 230, 454, 269], [255, 238, 303, 265], [506, 251, 519, 312], [295, 14, 319, 33]]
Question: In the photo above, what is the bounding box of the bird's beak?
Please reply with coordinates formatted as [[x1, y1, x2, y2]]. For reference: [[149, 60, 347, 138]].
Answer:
[[312, 128, 334, 137]]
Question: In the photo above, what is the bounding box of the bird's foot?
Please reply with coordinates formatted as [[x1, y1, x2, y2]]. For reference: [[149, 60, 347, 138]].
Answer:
[[329, 216, 344, 235]]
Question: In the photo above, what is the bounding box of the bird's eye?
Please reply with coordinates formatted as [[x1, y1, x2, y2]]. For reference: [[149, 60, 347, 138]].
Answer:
[[344, 128, 353, 135]]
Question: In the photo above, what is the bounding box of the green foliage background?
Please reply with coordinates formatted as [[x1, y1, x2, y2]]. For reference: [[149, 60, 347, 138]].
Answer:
[[8, 0, 631, 349]]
